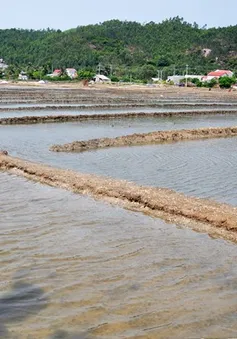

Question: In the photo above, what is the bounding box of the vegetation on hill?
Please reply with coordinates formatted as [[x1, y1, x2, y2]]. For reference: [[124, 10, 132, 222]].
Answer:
[[0, 17, 236, 80]]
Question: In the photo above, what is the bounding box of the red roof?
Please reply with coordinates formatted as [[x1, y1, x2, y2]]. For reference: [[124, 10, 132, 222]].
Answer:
[[208, 70, 232, 77], [53, 69, 61, 73]]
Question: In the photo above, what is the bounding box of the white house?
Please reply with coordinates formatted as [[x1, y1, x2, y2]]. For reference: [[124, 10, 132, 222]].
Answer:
[[0, 58, 8, 70], [18, 74, 28, 81], [66, 68, 77, 79], [93, 74, 111, 83]]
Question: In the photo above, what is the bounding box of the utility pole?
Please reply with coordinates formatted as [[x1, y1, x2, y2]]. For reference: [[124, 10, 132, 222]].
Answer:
[[160, 70, 163, 81], [110, 64, 113, 77], [186, 64, 189, 87], [173, 66, 176, 76]]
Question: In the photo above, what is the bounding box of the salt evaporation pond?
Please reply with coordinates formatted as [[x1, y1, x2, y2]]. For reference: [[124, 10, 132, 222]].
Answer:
[[2, 172, 237, 338], [2, 105, 237, 337], [1, 114, 237, 205], [0, 106, 236, 119]]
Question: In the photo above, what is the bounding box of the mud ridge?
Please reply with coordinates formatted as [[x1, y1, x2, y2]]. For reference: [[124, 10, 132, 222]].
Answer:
[[1, 110, 237, 125], [51, 126, 237, 152], [0, 103, 237, 112], [1, 154, 237, 242]]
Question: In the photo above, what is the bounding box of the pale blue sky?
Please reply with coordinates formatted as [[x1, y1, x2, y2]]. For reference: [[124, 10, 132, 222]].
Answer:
[[2, 0, 236, 30]]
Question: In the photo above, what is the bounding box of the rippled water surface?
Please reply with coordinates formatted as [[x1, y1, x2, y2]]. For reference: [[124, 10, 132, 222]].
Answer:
[[2, 96, 237, 338], [2, 114, 237, 205], [2, 173, 237, 338]]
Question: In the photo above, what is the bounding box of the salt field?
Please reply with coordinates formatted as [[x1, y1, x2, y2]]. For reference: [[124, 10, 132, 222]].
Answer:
[[1, 86, 237, 338]]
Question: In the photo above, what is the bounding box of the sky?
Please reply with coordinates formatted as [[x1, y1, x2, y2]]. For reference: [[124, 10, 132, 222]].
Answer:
[[1, 0, 236, 30]]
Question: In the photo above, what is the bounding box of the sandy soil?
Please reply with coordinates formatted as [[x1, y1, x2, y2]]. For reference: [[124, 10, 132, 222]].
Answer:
[[1, 153, 237, 243], [51, 126, 237, 152]]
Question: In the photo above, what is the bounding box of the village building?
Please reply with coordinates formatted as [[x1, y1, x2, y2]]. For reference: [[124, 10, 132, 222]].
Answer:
[[18, 71, 28, 81], [52, 69, 62, 77], [66, 68, 77, 79], [47, 69, 62, 77], [93, 74, 111, 83], [0, 58, 8, 70], [202, 70, 233, 82]]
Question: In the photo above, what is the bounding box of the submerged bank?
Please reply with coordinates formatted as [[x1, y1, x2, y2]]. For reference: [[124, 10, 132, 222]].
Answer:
[[0, 103, 236, 111], [50, 126, 237, 152], [1, 110, 237, 125], [1, 153, 237, 242]]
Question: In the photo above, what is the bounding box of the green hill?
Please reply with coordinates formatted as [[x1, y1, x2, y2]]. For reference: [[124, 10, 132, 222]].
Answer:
[[0, 17, 236, 78]]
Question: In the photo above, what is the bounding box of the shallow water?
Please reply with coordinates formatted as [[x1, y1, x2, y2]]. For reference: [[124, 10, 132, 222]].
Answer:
[[2, 97, 237, 338], [1, 114, 237, 205], [2, 172, 237, 338], [73, 138, 237, 206], [0, 106, 236, 119]]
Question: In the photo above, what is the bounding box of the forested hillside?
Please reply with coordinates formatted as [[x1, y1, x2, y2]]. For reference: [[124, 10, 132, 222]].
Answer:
[[0, 17, 236, 79]]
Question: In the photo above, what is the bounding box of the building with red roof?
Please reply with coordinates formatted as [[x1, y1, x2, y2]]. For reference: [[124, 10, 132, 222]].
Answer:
[[203, 69, 233, 81]]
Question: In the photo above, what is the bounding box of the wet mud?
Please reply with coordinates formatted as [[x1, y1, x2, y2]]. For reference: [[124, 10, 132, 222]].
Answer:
[[1, 153, 237, 243], [50, 125, 237, 152], [1, 110, 237, 125], [1, 103, 237, 112]]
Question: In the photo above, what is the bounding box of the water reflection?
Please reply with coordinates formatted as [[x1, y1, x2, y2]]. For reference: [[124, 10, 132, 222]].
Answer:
[[50, 330, 90, 339], [0, 270, 90, 338], [0, 273, 47, 338]]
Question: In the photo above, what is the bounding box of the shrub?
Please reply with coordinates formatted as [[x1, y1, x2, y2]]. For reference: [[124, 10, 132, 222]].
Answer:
[[219, 76, 236, 89]]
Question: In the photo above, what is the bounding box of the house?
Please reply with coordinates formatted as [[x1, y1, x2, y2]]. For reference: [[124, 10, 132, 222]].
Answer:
[[66, 68, 77, 79], [93, 74, 111, 83], [0, 58, 8, 70], [47, 69, 62, 77], [52, 69, 62, 77], [18, 72, 28, 81], [151, 78, 160, 82], [203, 70, 233, 82]]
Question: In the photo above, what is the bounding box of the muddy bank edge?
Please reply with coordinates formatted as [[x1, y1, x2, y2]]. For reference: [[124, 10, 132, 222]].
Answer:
[[51, 126, 237, 152], [1, 154, 237, 242]]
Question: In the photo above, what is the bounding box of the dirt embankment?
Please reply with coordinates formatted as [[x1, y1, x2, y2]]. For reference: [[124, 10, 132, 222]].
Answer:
[[1, 110, 237, 126], [1, 153, 237, 242], [1, 103, 237, 112], [51, 126, 237, 152]]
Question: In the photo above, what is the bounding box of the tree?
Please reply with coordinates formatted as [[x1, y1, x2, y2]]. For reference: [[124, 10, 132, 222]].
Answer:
[[219, 76, 236, 88], [203, 78, 218, 88], [0, 20, 236, 75], [138, 64, 157, 80], [157, 57, 171, 67], [77, 69, 94, 80]]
